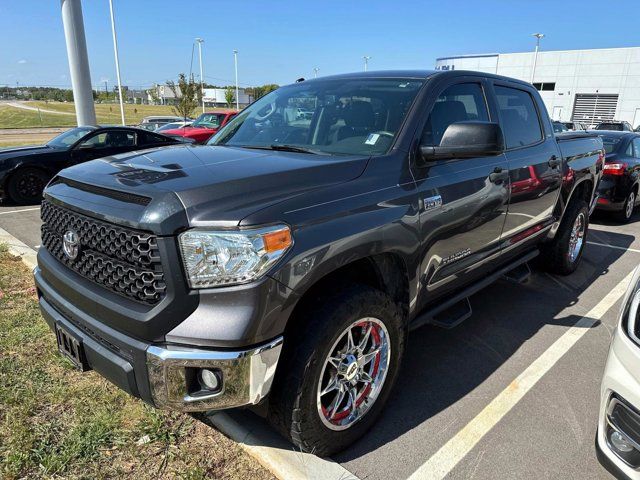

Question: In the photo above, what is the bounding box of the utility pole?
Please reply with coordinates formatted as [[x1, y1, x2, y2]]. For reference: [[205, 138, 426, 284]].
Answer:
[[530, 33, 545, 84], [363, 56, 371, 72], [233, 49, 239, 110], [108, 0, 125, 125], [195, 38, 205, 114], [60, 0, 96, 126]]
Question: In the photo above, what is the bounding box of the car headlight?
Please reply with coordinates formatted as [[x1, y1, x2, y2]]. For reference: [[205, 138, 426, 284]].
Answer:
[[178, 225, 292, 288]]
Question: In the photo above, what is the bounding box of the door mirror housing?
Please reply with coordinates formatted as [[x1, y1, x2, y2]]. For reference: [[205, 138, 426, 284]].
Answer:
[[419, 121, 505, 164]]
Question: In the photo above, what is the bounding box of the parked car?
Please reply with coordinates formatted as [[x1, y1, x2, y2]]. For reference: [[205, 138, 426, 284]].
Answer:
[[0, 126, 183, 204], [563, 121, 588, 131], [593, 132, 640, 222], [596, 265, 640, 480], [34, 70, 603, 456], [156, 121, 192, 132], [138, 116, 191, 132], [596, 121, 634, 132], [160, 111, 237, 143]]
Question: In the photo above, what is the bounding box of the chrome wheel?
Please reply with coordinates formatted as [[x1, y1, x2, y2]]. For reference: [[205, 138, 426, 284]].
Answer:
[[625, 192, 636, 219], [316, 317, 391, 431], [568, 212, 586, 263]]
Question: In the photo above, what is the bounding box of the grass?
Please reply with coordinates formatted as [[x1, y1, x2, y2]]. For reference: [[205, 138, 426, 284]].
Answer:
[[0, 244, 274, 480], [0, 104, 77, 129]]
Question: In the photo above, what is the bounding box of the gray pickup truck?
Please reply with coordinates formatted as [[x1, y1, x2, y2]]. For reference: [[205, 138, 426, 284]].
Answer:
[[35, 70, 603, 455]]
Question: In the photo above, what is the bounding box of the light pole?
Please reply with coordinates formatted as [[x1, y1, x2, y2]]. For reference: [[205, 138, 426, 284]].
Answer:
[[313, 67, 319, 78], [60, 0, 96, 126], [108, 0, 125, 125], [195, 38, 205, 114], [530, 33, 545, 84], [233, 50, 239, 110], [363, 56, 371, 72]]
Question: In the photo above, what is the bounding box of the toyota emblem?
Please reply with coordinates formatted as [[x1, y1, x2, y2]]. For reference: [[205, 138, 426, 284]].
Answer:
[[62, 230, 80, 260]]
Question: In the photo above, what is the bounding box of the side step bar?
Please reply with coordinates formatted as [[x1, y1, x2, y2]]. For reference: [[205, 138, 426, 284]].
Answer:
[[410, 249, 539, 331]]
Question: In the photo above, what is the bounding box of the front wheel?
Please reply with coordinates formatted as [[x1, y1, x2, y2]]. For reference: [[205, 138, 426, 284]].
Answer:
[[6, 168, 49, 205], [540, 199, 589, 275], [268, 285, 405, 456]]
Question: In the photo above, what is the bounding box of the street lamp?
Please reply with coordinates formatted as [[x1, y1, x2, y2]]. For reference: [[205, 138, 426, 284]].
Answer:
[[233, 50, 239, 110], [530, 33, 545, 84], [363, 56, 371, 72], [108, 0, 125, 125], [195, 38, 205, 114], [313, 67, 319, 78]]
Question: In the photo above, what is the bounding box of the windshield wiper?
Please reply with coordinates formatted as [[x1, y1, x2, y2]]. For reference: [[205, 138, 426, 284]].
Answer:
[[240, 144, 321, 155]]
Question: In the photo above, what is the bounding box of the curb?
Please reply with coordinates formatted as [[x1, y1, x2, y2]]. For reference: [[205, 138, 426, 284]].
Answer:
[[1, 227, 360, 480]]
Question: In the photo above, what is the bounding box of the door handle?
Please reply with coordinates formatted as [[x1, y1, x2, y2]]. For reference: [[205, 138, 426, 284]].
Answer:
[[489, 166, 509, 184], [548, 155, 560, 168]]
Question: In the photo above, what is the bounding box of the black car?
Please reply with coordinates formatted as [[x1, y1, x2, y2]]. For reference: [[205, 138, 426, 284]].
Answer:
[[595, 121, 634, 132], [593, 131, 640, 221], [0, 126, 183, 204]]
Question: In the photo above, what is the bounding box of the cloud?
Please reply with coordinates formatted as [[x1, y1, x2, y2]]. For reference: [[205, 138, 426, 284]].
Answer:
[[17, 59, 27, 64]]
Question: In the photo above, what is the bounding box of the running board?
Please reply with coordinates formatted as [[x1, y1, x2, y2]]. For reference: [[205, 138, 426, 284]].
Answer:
[[502, 262, 531, 284], [410, 249, 539, 331]]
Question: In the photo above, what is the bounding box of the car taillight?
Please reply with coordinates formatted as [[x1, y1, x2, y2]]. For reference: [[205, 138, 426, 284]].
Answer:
[[603, 163, 627, 176]]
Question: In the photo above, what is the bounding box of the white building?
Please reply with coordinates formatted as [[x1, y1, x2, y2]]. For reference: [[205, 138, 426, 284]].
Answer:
[[435, 47, 640, 128], [202, 88, 251, 108]]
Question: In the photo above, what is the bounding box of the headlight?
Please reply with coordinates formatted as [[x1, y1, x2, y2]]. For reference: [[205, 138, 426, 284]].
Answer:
[[178, 225, 292, 288]]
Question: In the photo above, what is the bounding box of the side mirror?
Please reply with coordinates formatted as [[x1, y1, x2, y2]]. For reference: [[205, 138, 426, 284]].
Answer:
[[419, 121, 504, 164], [76, 142, 96, 150]]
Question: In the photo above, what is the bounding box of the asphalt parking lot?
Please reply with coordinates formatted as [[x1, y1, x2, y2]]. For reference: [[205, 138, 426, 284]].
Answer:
[[2, 199, 639, 480]]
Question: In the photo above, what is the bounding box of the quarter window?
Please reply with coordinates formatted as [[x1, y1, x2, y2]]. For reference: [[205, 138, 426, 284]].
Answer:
[[422, 83, 489, 146], [495, 86, 543, 149], [633, 138, 640, 159]]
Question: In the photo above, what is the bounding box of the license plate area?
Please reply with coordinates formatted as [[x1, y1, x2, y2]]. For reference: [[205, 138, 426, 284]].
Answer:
[[55, 323, 90, 371]]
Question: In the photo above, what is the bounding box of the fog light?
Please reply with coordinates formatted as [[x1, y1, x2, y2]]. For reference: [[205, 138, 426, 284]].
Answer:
[[611, 431, 635, 453], [198, 368, 221, 392]]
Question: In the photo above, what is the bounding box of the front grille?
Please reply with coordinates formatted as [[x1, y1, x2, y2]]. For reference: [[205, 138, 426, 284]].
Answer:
[[41, 200, 166, 305]]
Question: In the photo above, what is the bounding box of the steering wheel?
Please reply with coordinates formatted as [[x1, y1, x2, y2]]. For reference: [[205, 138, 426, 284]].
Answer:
[[254, 101, 277, 121]]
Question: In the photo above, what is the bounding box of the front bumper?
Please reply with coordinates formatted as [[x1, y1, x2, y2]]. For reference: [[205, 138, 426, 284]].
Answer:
[[597, 326, 640, 479], [35, 264, 284, 412]]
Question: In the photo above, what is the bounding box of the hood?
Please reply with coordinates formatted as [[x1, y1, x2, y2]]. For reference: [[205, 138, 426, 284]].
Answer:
[[0, 144, 53, 159], [53, 144, 369, 230], [162, 126, 215, 135]]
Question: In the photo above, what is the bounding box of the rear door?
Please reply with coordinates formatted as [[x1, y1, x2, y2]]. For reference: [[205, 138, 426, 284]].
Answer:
[[411, 77, 510, 304], [489, 82, 562, 243]]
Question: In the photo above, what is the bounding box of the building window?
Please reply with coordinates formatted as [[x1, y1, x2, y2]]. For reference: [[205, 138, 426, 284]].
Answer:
[[533, 83, 556, 91]]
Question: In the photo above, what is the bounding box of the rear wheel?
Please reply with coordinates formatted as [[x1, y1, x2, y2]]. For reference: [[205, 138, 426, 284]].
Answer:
[[540, 199, 589, 275], [616, 190, 636, 223], [268, 285, 405, 456], [6, 168, 49, 205]]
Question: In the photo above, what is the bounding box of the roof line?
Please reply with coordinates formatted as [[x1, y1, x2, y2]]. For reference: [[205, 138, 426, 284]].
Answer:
[[437, 45, 640, 62]]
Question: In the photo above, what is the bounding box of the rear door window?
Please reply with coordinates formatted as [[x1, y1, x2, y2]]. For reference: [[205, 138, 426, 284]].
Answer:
[[494, 86, 543, 149]]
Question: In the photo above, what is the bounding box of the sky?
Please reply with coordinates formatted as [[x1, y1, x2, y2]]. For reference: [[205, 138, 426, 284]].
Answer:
[[1, 0, 639, 90]]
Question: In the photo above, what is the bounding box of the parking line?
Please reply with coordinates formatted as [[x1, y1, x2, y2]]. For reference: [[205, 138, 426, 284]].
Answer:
[[587, 241, 640, 254], [0, 207, 40, 216], [407, 269, 635, 480]]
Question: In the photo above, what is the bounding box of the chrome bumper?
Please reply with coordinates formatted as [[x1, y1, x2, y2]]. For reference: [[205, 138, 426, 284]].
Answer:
[[146, 336, 283, 412]]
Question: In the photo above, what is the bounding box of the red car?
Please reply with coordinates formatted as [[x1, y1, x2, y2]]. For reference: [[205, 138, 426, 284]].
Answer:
[[162, 110, 237, 143]]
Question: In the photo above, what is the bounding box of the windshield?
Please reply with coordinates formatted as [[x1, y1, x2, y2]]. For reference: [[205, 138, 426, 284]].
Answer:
[[599, 135, 621, 154], [596, 123, 622, 131], [209, 78, 425, 156], [553, 122, 568, 133], [192, 113, 225, 129], [47, 127, 95, 148]]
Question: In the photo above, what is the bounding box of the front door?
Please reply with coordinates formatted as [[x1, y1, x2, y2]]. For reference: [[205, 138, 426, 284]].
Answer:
[[411, 79, 510, 307], [490, 83, 562, 242], [71, 130, 137, 165]]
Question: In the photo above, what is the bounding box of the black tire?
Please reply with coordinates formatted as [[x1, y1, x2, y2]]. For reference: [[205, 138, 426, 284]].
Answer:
[[540, 198, 589, 275], [6, 168, 49, 205], [268, 284, 405, 456], [615, 190, 636, 223]]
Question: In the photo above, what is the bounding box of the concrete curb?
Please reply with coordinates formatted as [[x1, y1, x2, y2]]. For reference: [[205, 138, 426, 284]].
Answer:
[[207, 410, 360, 480], [0, 226, 37, 270], [0, 228, 360, 480]]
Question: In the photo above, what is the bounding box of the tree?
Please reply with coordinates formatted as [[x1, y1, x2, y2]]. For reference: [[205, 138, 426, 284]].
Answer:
[[166, 74, 202, 119], [224, 87, 235, 108], [147, 86, 160, 105]]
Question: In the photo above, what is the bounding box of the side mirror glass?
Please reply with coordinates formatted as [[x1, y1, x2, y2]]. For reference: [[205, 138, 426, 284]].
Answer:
[[419, 121, 505, 164]]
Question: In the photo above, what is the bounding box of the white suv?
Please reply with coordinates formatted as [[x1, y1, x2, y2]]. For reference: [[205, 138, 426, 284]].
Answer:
[[597, 266, 640, 479]]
